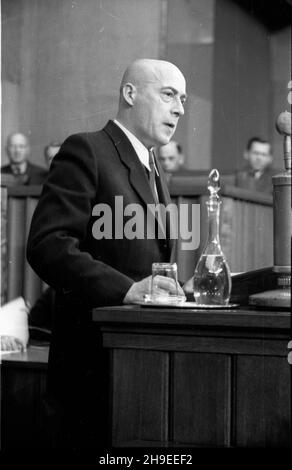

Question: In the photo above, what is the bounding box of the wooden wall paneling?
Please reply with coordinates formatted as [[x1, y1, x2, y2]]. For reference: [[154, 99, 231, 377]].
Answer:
[[234, 199, 241, 271], [1, 187, 8, 303], [111, 349, 169, 446], [175, 196, 200, 283], [172, 352, 231, 447], [170, 195, 179, 268], [235, 355, 291, 447], [263, 204, 273, 267], [174, 195, 184, 281], [226, 197, 234, 273], [250, 202, 258, 270], [243, 201, 252, 271], [7, 197, 26, 301], [234, 200, 241, 272], [196, 194, 208, 264], [253, 200, 272, 271], [220, 196, 234, 271], [231, 200, 242, 272], [234, 199, 242, 272], [244, 201, 251, 271], [255, 203, 264, 268], [2, 184, 274, 310], [249, 203, 257, 271], [23, 197, 42, 305], [247, 202, 256, 271]]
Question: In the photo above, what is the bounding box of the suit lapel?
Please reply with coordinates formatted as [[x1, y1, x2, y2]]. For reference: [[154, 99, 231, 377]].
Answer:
[[154, 155, 171, 207], [103, 121, 174, 255], [103, 120, 155, 207], [154, 154, 176, 256]]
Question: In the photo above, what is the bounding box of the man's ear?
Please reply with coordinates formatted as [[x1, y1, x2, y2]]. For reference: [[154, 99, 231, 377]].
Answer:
[[122, 83, 136, 106]]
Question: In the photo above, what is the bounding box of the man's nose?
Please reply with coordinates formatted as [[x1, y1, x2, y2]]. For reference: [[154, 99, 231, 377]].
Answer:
[[172, 98, 185, 116]]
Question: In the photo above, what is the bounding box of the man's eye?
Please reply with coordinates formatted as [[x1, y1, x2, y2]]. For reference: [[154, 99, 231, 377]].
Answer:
[[162, 91, 174, 100]]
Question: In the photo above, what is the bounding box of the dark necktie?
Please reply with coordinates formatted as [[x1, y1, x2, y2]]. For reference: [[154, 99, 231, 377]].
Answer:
[[149, 149, 170, 241], [13, 166, 22, 175], [148, 149, 159, 204]]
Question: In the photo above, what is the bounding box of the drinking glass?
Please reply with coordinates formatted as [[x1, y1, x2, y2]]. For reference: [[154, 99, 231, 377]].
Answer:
[[150, 262, 185, 303]]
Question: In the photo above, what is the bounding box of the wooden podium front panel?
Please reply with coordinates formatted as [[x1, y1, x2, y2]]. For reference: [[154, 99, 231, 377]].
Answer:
[[95, 306, 291, 448], [235, 355, 291, 447], [1, 185, 43, 306], [172, 352, 231, 447], [111, 349, 169, 447]]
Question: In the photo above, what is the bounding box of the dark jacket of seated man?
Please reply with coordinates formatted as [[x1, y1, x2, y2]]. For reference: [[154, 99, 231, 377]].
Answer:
[[235, 164, 276, 194], [1, 161, 48, 185]]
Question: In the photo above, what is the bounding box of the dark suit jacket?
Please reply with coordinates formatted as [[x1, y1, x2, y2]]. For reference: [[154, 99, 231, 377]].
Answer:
[[27, 120, 172, 308], [27, 121, 173, 419], [1, 161, 48, 185], [29, 287, 55, 333], [235, 165, 276, 194]]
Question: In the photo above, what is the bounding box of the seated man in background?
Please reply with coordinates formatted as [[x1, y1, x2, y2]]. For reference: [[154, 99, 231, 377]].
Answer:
[[158, 140, 186, 180], [1, 133, 48, 185], [235, 137, 276, 193], [44, 142, 62, 169]]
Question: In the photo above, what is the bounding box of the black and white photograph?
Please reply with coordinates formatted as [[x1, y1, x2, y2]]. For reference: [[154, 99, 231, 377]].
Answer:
[[0, 0, 291, 458]]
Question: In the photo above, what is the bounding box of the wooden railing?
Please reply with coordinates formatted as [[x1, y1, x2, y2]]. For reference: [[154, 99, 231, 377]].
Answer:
[[169, 175, 273, 282], [1, 185, 43, 305], [1, 178, 273, 304]]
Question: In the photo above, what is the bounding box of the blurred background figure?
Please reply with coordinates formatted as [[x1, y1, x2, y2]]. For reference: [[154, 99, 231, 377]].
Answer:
[[158, 140, 186, 178], [235, 137, 276, 193], [0, 297, 29, 353], [1, 133, 48, 185], [44, 142, 62, 169]]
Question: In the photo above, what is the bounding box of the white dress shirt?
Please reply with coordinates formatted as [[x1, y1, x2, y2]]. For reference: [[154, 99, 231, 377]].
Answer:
[[114, 119, 159, 175]]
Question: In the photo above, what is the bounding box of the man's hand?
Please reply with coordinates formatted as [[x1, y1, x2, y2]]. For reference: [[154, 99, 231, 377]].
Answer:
[[123, 275, 184, 304], [182, 275, 194, 294]]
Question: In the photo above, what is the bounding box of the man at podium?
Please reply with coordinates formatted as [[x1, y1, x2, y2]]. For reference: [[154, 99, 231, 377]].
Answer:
[[27, 59, 187, 448]]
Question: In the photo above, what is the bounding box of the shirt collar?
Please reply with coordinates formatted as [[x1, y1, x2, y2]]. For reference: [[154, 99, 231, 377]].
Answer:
[[11, 161, 28, 175], [254, 170, 263, 180], [114, 119, 158, 174]]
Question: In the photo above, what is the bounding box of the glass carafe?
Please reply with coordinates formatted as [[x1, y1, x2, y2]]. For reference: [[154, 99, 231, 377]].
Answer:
[[193, 170, 231, 305]]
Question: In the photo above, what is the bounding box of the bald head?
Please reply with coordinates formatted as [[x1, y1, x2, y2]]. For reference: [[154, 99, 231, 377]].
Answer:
[[6, 132, 29, 147], [117, 59, 186, 148], [120, 59, 185, 92], [6, 133, 30, 165]]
